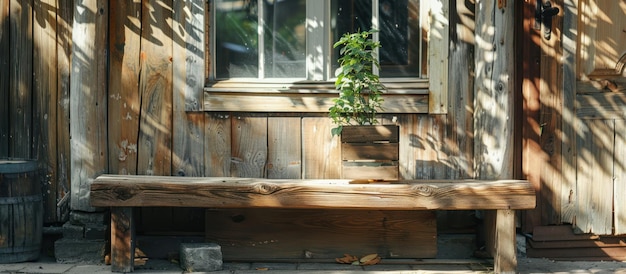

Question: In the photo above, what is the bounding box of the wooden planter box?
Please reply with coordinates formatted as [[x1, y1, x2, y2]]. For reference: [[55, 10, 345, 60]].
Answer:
[[341, 125, 399, 180]]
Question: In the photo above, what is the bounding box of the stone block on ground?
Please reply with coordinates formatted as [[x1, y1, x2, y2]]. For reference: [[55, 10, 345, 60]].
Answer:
[[54, 238, 105, 264], [70, 211, 107, 226], [180, 243, 222, 272], [61, 222, 84, 239]]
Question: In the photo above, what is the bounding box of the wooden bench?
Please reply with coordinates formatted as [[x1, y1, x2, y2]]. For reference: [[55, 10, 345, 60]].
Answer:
[[90, 175, 535, 273]]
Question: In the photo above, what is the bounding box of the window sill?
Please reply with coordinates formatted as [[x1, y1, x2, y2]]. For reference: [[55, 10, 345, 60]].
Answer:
[[202, 82, 429, 113]]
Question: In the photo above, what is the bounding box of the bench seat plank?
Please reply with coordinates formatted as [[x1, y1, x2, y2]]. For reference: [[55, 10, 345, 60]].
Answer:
[[90, 175, 535, 210]]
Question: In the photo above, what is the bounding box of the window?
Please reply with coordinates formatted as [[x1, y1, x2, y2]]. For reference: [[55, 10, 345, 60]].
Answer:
[[206, 0, 449, 114]]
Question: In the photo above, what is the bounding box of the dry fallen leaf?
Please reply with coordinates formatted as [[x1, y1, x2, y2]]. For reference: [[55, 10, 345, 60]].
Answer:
[[359, 253, 379, 263], [335, 253, 359, 264]]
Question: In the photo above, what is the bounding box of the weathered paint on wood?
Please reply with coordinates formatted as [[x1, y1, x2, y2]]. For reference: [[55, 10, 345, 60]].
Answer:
[[90, 175, 536, 210], [267, 117, 301, 179], [0, 0, 9, 156], [9, 0, 33, 158], [33, 0, 58, 223], [137, 0, 173, 176], [108, 0, 141, 176], [70, 0, 108, 212], [205, 209, 437, 260]]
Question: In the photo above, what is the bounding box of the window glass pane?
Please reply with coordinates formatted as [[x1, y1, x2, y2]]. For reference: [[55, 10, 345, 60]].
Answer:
[[263, 0, 306, 78], [331, 0, 421, 78], [215, 0, 259, 78]]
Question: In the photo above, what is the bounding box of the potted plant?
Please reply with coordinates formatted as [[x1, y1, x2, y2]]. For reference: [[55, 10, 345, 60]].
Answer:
[[329, 29, 399, 181]]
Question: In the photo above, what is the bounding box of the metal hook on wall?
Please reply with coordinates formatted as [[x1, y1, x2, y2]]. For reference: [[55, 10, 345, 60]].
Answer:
[[534, 0, 559, 40]]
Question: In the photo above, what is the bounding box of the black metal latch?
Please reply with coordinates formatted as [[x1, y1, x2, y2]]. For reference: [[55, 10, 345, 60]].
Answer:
[[535, 0, 559, 40]]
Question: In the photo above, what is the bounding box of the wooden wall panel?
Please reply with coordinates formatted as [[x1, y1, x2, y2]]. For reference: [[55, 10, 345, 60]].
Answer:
[[0, 0, 8, 156], [137, 0, 173, 176], [615, 120, 626, 234], [575, 119, 614, 234], [33, 0, 58, 223], [55, 0, 72, 222], [70, 0, 108, 212], [206, 209, 437, 260], [302, 117, 340, 179], [231, 115, 268, 178], [205, 113, 231, 176], [267, 117, 301, 179], [9, 0, 33, 158], [108, 0, 141, 176], [172, 0, 205, 177]]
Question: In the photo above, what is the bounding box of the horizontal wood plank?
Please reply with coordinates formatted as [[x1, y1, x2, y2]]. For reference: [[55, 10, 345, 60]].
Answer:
[[341, 125, 399, 143], [342, 143, 399, 160], [90, 175, 536, 210], [203, 92, 428, 113]]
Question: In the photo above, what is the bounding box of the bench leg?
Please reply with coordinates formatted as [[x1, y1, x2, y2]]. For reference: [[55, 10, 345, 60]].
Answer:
[[493, 209, 516, 274], [111, 207, 135, 272]]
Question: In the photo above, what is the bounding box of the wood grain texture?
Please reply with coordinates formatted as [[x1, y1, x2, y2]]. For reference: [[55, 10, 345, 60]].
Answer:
[[615, 120, 626, 234], [340, 125, 399, 143], [205, 209, 437, 259], [474, 0, 515, 180], [33, 0, 58, 223], [575, 119, 614, 234], [111, 207, 134, 272], [231, 116, 267, 178], [108, 0, 141, 176], [172, 0, 205, 177], [341, 143, 398, 161], [70, 0, 108, 212], [205, 113, 231, 176], [137, 0, 173, 176], [9, 0, 33, 158], [0, 0, 9, 156], [302, 117, 340, 179], [90, 175, 535, 210], [203, 92, 429, 113], [55, 0, 72, 222], [267, 117, 301, 179], [427, 0, 449, 114]]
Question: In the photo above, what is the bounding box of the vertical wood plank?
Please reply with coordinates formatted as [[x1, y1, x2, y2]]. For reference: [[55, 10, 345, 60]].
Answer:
[[539, 0, 564, 226], [0, 0, 9, 156], [398, 114, 415, 180], [494, 209, 516, 274], [447, 0, 475, 180], [560, 0, 578, 228], [111, 207, 135, 273], [9, 0, 33, 158], [427, 0, 449, 114], [70, 0, 108, 211], [302, 117, 340, 179], [520, 0, 544, 232], [267, 117, 301, 179], [615, 120, 626, 234], [205, 113, 231, 177], [576, 119, 614, 234], [474, 0, 515, 180], [55, 0, 72, 222], [172, 0, 205, 177], [137, 0, 173, 176], [33, 0, 58, 223], [231, 115, 267, 178], [108, 0, 141, 176]]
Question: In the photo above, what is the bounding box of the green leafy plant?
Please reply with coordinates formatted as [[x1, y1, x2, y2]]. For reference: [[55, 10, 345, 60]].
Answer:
[[329, 29, 385, 136]]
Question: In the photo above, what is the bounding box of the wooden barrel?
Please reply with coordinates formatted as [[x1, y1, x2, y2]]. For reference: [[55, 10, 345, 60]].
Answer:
[[0, 159, 42, 263]]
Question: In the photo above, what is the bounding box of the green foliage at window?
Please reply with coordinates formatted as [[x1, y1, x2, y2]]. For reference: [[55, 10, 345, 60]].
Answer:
[[329, 29, 385, 136]]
